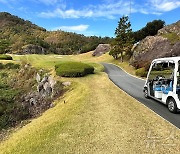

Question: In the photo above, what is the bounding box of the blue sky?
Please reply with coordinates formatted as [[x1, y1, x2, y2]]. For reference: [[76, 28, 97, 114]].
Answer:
[[0, 0, 180, 37]]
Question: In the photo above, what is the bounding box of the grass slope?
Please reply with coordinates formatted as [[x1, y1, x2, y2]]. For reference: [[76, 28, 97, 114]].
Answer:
[[0, 52, 179, 153]]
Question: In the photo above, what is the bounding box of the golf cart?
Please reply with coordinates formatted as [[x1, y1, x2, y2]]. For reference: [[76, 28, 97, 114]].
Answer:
[[143, 57, 180, 113]]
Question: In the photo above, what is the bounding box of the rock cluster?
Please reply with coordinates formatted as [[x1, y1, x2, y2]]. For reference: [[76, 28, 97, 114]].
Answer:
[[92, 44, 111, 56], [21, 73, 61, 117], [131, 21, 180, 69], [22, 92, 53, 117]]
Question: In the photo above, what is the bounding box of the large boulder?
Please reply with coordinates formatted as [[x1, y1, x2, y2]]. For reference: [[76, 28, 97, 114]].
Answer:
[[131, 21, 180, 69], [92, 44, 111, 56]]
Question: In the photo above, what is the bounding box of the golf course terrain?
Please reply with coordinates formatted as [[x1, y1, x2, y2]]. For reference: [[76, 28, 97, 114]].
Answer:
[[0, 52, 179, 154]]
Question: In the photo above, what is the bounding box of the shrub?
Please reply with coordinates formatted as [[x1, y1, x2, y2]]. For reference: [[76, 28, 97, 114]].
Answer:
[[135, 67, 147, 77], [0, 63, 4, 69], [0, 54, 13, 60], [55, 61, 94, 77], [4, 63, 20, 69], [0, 72, 8, 78], [0, 82, 9, 89], [0, 62, 20, 69]]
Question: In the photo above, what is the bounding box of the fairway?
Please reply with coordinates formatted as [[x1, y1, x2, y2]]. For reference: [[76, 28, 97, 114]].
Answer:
[[0, 52, 180, 154]]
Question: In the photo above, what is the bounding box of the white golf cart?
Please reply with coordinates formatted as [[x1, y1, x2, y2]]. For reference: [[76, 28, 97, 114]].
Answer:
[[144, 57, 180, 113]]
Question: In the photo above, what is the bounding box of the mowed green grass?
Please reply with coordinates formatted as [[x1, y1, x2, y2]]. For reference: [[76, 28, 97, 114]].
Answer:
[[0, 52, 180, 153], [11, 54, 71, 69], [10, 51, 115, 69]]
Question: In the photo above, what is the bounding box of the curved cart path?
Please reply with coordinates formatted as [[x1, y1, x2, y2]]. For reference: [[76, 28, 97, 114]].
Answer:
[[102, 63, 180, 129]]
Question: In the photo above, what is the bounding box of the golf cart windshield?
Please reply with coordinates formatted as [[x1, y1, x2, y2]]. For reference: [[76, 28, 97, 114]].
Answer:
[[148, 61, 175, 81]]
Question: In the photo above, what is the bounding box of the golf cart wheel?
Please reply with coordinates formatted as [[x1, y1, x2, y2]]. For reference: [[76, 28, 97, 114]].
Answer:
[[144, 88, 149, 99], [167, 98, 177, 113]]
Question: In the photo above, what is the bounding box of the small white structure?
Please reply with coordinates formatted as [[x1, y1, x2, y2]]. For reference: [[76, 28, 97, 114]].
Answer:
[[144, 57, 180, 113]]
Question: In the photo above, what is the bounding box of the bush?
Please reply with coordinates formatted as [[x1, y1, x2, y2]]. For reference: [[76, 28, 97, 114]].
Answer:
[[135, 67, 147, 77], [55, 61, 94, 77], [0, 54, 13, 60], [0, 63, 4, 69], [0, 62, 20, 69], [4, 63, 20, 69], [0, 72, 8, 78]]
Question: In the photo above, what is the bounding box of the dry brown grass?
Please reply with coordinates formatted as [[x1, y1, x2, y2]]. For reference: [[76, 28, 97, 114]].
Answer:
[[0, 52, 179, 153], [0, 71, 179, 154]]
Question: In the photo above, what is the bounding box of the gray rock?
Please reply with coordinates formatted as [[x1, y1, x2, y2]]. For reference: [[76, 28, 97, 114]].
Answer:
[[92, 44, 111, 56], [24, 63, 31, 68], [62, 81, 71, 86], [36, 73, 41, 83], [18, 44, 47, 54], [29, 97, 37, 106], [48, 76, 56, 88], [41, 76, 48, 84], [37, 75, 56, 97]]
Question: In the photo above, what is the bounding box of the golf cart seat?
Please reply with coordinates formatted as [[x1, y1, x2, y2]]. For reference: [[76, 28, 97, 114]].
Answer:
[[154, 84, 163, 98], [154, 85, 162, 91], [162, 81, 173, 94]]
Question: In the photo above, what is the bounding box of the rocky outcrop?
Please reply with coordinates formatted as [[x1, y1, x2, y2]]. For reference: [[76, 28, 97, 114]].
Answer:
[[18, 44, 47, 54], [36, 73, 56, 97], [131, 21, 180, 69], [158, 20, 180, 36], [21, 71, 63, 117], [92, 44, 111, 56]]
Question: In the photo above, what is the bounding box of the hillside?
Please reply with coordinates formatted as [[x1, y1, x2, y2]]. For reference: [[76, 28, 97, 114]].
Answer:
[[0, 12, 111, 55], [131, 20, 180, 69]]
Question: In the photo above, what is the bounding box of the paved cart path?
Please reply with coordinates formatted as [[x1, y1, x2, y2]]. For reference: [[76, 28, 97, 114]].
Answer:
[[102, 63, 180, 129]]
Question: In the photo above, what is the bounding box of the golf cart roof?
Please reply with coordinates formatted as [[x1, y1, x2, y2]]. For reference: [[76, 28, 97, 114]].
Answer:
[[152, 57, 180, 63]]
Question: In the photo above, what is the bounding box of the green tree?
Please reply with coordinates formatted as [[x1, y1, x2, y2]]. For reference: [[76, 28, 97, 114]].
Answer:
[[109, 15, 134, 61], [133, 20, 165, 42], [0, 39, 10, 54]]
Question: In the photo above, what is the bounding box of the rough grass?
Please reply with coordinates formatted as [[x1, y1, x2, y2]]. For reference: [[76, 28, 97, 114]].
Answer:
[[162, 32, 180, 44], [0, 52, 179, 153], [0, 71, 180, 154]]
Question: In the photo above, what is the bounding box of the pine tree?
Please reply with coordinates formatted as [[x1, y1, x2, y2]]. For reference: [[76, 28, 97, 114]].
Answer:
[[109, 16, 134, 61]]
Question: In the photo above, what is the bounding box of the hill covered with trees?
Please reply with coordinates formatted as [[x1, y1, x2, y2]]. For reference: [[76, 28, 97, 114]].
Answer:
[[0, 12, 112, 55]]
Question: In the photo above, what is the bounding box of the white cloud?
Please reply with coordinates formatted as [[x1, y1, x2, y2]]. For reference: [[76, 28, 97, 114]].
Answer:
[[147, 0, 180, 12], [53, 25, 89, 32], [38, 0, 180, 19], [38, 0, 58, 5], [40, 8, 93, 18], [39, 1, 136, 19]]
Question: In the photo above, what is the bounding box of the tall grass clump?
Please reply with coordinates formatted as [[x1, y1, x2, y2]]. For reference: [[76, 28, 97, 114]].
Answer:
[[135, 67, 147, 77]]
